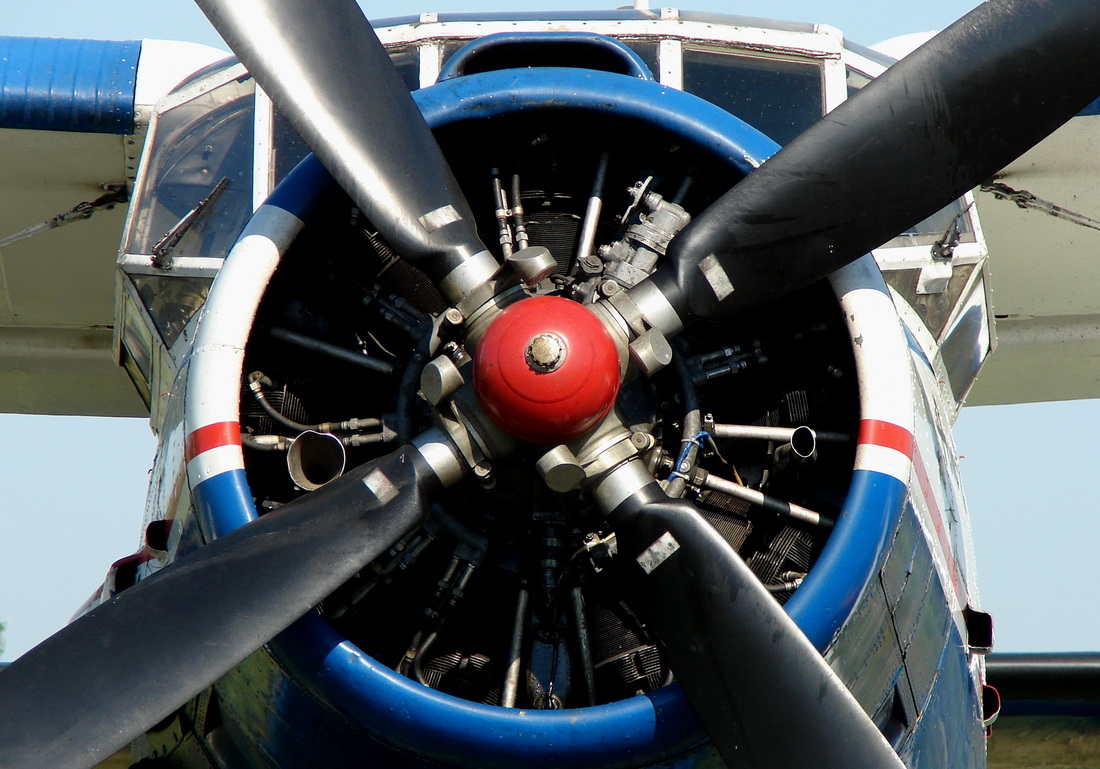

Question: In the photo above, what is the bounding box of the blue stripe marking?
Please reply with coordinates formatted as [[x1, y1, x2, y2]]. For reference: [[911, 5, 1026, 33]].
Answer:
[[788, 468, 908, 651], [270, 614, 704, 769], [1078, 95, 1100, 117], [0, 37, 139, 134], [904, 324, 935, 373], [411, 67, 779, 176], [258, 70, 778, 228], [200, 71, 904, 766], [264, 153, 338, 222], [192, 468, 255, 542]]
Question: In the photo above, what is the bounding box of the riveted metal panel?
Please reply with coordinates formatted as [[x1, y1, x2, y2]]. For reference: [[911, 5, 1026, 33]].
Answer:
[[0, 37, 139, 134]]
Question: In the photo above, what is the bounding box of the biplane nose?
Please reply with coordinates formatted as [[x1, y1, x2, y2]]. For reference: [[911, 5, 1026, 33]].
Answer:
[[7, 0, 1100, 767]]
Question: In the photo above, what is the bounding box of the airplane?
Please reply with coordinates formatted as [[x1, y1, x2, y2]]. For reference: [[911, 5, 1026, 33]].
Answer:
[[0, 0, 1098, 767]]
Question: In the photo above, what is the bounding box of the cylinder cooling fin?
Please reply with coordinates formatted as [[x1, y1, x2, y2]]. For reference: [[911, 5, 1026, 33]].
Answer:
[[187, 69, 901, 767]]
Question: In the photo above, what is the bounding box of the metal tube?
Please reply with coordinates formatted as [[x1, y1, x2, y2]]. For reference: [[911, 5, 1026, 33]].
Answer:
[[240, 433, 289, 451], [709, 423, 847, 445], [571, 587, 597, 707], [287, 430, 346, 491], [671, 174, 693, 205], [667, 337, 701, 499], [502, 587, 529, 708], [341, 431, 393, 448], [491, 171, 514, 258], [248, 371, 386, 435], [510, 173, 529, 250], [412, 631, 438, 686], [270, 326, 397, 375], [701, 472, 833, 528], [574, 152, 609, 265]]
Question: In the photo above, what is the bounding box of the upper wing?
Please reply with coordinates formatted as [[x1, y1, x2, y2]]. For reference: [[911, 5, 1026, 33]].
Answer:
[[0, 37, 223, 416], [969, 105, 1100, 405], [872, 33, 1100, 406]]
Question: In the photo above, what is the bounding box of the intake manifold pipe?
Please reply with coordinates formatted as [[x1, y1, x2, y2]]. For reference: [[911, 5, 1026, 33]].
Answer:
[[288, 430, 347, 491]]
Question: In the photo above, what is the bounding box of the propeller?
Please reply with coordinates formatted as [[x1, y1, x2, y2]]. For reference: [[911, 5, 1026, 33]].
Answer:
[[607, 483, 905, 768], [1, 2, 491, 766], [0, 445, 443, 768], [604, 2, 1100, 765], [651, 0, 1100, 322], [0, 2, 488, 764], [3, 0, 1099, 767], [193, 0, 494, 294]]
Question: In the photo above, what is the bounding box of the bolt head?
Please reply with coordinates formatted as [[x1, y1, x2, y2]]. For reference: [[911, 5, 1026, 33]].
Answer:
[[525, 332, 566, 373]]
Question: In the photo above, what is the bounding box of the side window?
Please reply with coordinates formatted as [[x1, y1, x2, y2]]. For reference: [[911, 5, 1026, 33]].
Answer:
[[126, 75, 255, 261], [682, 48, 823, 146], [846, 66, 872, 99], [387, 46, 421, 90]]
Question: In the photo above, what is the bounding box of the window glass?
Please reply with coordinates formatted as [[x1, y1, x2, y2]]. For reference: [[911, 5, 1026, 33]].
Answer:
[[120, 295, 154, 402], [682, 48, 823, 146], [438, 37, 656, 83], [440, 40, 473, 78], [388, 46, 421, 90], [887, 202, 974, 247], [130, 275, 212, 348], [126, 74, 255, 260], [623, 40, 658, 77], [845, 66, 872, 99], [273, 107, 312, 184]]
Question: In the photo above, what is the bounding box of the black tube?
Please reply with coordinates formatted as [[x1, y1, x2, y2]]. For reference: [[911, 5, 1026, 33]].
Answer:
[[666, 337, 701, 499], [270, 326, 396, 376], [396, 322, 433, 444], [986, 652, 1100, 702]]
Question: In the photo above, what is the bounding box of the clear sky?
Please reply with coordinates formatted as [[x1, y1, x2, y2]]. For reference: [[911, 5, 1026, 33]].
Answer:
[[0, 0, 1096, 661]]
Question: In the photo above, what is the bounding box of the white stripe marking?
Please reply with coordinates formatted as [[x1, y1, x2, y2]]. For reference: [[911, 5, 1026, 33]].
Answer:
[[698, 254, 734, 302], [854, 443, 913, 484], [637, 531, 680, 575], [186, 444, 244, 485], [418, 204, 461, 232], [363, 469, 398, 504]]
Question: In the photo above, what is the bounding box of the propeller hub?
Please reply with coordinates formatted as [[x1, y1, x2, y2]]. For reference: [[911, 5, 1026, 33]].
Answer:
[[525, 332, 566, 373], [475, 296, 620, 443]]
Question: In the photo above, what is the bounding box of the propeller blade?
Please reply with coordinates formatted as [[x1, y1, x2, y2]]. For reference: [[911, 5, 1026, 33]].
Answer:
[[608, 483, 905, 769], [194, 0, 491, 288], [655, 0, 1100, 321], [0, 445, 439, 769]]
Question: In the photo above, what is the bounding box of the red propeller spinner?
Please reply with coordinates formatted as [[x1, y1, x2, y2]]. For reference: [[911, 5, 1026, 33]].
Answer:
[[474, 296, 621, 443]]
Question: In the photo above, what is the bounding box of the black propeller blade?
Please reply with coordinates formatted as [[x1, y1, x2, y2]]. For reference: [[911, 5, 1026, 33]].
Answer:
[[0, 446, 440, 769], [1, 4, 488, 767], [609, 484, 905, 769], [194, 0, 492, 288], [653, 0, 1100, 321]]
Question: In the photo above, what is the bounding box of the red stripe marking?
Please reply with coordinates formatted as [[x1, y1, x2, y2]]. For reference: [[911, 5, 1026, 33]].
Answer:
[[109, 551, 154, 571], [912, 444, 965, 606], [185, 421, 240, 461], [857, 419, 914, 458]]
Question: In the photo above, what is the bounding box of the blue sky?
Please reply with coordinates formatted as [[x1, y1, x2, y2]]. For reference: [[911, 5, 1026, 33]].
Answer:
[[0, 0, 1096, 661]]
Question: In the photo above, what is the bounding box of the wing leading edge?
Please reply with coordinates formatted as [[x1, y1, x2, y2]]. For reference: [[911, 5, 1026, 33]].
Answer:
[[0, 37, 223, 417]]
